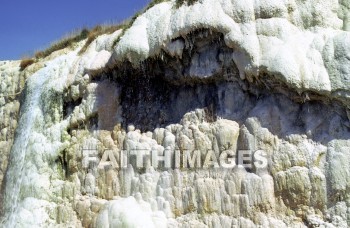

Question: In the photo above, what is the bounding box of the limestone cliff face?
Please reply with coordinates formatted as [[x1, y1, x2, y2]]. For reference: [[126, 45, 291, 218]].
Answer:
[[1, 0, 350, 227]]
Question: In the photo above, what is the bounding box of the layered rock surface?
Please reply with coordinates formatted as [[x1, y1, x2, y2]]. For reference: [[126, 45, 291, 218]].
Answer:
[[0, 0, 350, 227]]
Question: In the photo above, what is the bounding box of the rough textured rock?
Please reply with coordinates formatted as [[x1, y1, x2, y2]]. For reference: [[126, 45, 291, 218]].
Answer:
[[0, 0, 350, 227], [0, 61, 23, 197]]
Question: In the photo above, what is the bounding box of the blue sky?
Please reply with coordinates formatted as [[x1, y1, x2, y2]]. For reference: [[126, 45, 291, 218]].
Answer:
[[0, 1, 150, 60]]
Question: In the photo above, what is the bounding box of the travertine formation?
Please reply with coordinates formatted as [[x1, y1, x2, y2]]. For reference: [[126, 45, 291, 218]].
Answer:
[[0, 0, 350, 227], [0, 61, 23, 195]]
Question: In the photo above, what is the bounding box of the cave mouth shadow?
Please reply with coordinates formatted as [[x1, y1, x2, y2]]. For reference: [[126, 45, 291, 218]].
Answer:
[[116, 73, 221, 132]]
